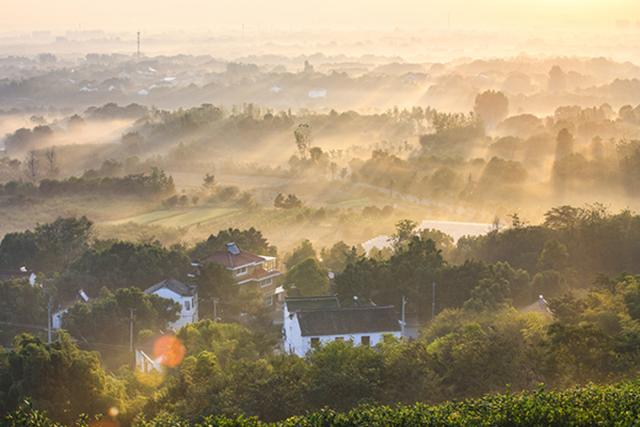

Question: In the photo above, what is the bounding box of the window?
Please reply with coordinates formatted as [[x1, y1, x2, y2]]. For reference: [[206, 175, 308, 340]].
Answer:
[[310, 337, 320, 348], [260, 277, 273, 287], [236, 266, 248, 276], [185, 300, 191, 311], [263, 295, 273, 306], [361, 336, 371, 346]]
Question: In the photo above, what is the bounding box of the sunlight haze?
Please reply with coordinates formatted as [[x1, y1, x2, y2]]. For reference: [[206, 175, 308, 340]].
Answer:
[[1, 0, 638, 31]]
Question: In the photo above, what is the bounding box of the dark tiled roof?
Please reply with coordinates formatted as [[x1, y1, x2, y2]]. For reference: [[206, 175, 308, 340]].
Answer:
[[286, 295, 340, 312], [145, 278, 197, 297], [203, 250, 265, 268], [297, 306, 400, 336]]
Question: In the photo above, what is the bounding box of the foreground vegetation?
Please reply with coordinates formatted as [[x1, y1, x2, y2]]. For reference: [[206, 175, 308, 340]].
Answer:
[[6, 379, 640, 427]]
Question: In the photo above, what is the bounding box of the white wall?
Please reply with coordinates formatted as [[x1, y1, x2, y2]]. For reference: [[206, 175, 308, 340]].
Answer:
[[150, 288, 198, 330], [283, 311, 401, 356]]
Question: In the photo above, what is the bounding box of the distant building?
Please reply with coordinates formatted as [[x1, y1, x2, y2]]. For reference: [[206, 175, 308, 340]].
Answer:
[[144, 278, 198, 330], [51, 289, 90, 330], [202, 242, 283, 307], [283, 296, 401, 356]]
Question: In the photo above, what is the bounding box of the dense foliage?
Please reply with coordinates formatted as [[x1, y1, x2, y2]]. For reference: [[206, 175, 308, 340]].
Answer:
[[6, 379, 640, 426]]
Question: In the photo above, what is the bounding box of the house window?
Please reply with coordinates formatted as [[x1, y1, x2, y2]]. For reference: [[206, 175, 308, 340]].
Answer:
[[260, 278, 273, 287], [361, 336, 371, 346], [310, 337, 320, 348], [237, 266, 248, 276], [263, 295, 273, 306], [185, 300, 191, 311]]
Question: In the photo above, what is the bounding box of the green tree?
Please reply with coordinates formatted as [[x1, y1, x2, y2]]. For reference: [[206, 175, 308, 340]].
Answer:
[[0, 333, 126, 424], [285, 240, 317, 270], [285, 258, 329, 296]]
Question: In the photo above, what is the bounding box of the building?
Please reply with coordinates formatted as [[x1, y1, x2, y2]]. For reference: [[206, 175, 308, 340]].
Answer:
[[51, 289, 90, 330], [283, 296, 401, 356], [144, 278, 198, 330], [202, 242, 283, 307]]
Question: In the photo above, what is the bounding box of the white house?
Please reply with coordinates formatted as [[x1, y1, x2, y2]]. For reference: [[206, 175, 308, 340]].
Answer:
[[144, 278, 198, 330], [283, 296, 402, 356]]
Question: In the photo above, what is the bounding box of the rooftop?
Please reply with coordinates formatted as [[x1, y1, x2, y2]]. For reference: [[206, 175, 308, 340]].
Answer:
[[145, 278, 197, 297], [297, 305, 400, 337], [203, 243, 267, 268], [285, 295, 340, 313]]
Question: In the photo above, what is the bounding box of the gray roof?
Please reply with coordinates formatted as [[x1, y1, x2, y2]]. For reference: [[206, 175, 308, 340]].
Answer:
[[144, 278, 196, 297], [286, 295, 340, 313], [297, 306, 400, 337]]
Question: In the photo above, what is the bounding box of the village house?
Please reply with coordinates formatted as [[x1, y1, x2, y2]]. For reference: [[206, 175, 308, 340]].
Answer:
[[283, 296, 402, 356], [144, 278, 198, 330], [202, 242, 283, 307]]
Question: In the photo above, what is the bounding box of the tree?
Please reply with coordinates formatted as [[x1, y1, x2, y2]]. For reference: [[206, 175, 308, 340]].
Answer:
[[24, 150, 39, 181], [44, 147, 58, 177], [473, 90, 509, 129], [538, 240, 569, 271], [320, 241, 360, 273], [294, 123, 312, 159], [274, 193, 303, 209], [531, 270, 567, 299], [0, 333, 127, 424], [62, 287, 180, 363], [548, 65, 567, 93], [306, 341, 384, 412], [0, 279, 47, 346], [391, 219, 418, 252], [555, 128, 574, 161], [202, 173, 216, 190], [285, 258, 329, 296], [196, 263, 238, 320], [191, 227, 275, 259], [285, 240, 317, 270], [62, 240, 190, 298]]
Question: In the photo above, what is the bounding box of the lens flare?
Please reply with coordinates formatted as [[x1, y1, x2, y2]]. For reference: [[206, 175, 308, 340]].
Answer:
[[108, 407, 119, 417], [153, 335, 186, 368]]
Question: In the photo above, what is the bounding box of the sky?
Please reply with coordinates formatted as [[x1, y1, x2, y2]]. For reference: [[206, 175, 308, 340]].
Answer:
[[1, 0, 639, 33]]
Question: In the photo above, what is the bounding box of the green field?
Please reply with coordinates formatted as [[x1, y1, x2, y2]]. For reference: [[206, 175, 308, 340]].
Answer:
[[109, 207, 240, 228]]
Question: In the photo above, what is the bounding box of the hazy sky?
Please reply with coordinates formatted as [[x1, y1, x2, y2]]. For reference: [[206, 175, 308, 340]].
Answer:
[[1, 0, 639, 32]]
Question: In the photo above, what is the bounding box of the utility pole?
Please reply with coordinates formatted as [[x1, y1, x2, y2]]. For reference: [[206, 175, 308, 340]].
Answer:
[[213, 298, 220, 322], [129, 308, 135, 352], [431, 282, 437, 319], [47, 295, 52, 344], [400, 295, 407, 338]]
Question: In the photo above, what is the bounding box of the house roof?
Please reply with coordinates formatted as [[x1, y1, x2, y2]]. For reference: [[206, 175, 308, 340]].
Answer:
[[286, 295, 340, 312], [203, 249, 266, 269], [297, 306, 400, 337], [145, 278, 196, 297]]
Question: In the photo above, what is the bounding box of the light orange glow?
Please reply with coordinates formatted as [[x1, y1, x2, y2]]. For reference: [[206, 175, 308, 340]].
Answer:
[[153, 335, 186, 368], [0, 0, 637, 32]]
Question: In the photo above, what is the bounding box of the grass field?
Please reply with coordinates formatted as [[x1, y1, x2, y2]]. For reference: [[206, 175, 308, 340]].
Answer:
[[108, 207, 240, 228]]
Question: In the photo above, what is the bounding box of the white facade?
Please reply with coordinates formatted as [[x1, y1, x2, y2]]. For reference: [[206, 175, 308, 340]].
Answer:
[[283, 302, 401, 356], [135, 349, 163, 374], [51, 307, 68, 330], [147, 287, 198, 330]]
